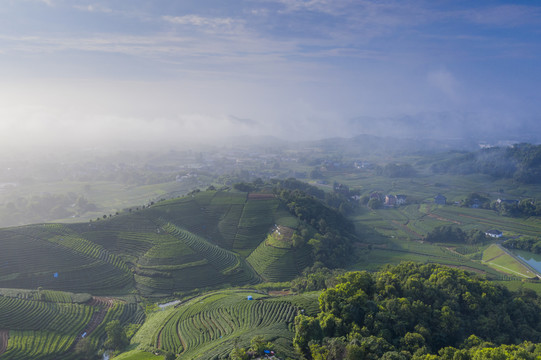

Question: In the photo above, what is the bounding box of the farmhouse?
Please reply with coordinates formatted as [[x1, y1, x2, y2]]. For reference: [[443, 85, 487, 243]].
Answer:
[[434, 194, 447, 205], [385, 195, 397, 206], [497, 198, 519, 205], [396, 194, 407, 205], [485, 229, 503, 238]]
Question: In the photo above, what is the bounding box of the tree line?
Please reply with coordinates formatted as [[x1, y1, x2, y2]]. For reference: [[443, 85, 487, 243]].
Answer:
[[294, 262, 541, 359]]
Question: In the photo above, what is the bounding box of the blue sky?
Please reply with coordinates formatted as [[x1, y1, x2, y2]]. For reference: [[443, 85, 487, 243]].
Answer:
[[0, 0, 540, 147]]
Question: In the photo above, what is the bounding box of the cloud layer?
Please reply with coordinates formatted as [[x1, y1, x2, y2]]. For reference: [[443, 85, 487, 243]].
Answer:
[[0, 1, 540, 148]]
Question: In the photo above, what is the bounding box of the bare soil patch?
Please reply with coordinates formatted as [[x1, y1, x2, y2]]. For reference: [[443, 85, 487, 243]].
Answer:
[[0, 329, 8, 356]]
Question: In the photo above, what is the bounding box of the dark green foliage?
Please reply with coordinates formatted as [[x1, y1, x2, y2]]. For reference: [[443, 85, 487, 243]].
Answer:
[[493, 198, 541, 217], [164, 352, 176, 360], [503, 236, 541, 254], [104, 320, 129, 351], [424, 225, 485, 244], [291, 264, 342, 293], [461, 192, 491, 208], [74, 337, 98, 360], [275, 187, 356, 268], [368, 197, 383, 210], [430, 144, 541, 184], [233, 182, 256, 192], [294, 262, 541, 359]]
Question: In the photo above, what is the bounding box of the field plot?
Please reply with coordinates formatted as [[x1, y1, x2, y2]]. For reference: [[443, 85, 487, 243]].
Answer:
[[0, 289, 141, 360], [148, 291, 298, 360], [234, 199, 279, 254], [482, 244, 537, 278], [425, 206, 541, 236], [0, 226, 133, 294], [352, 236, 502, 278]]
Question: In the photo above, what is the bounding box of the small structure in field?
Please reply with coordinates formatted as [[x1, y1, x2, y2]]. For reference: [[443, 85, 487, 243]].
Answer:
[[247, 295, 253, 300], [385, 195, 397, 207], [434, 194, 447, 205], [485, 229, 503, 238]]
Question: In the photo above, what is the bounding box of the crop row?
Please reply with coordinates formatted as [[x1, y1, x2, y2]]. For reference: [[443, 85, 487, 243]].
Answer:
[[48, 235, 129, 272], [210, 191, 247, 206], [163, 223, 239, 273], [160, 300, 296, 354], [81, 213, 159, 233], [0, 330, 74, 360], [0, 232, 95, 273], [217, 204, 244, 249], [0, 289, 76, 303], [0, 296, 93, 333], [247, 242, 301, 281], [233, 200, 277, 251]]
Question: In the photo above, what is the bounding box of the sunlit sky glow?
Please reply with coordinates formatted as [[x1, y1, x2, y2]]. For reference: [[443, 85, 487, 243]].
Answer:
[[0, 0, 540, 148]]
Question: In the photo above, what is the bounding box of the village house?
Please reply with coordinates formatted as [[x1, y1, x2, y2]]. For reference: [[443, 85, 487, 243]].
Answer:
[[434, 194, 447, 205], [497, 198, 519, 205], [385, 195, 397, 207], [485, 229, 503, 238], [396, 194, 407, 205]]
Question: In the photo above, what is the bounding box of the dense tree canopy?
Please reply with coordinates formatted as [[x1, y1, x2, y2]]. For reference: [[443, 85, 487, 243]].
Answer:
[[430, 144, 541, 184], [275, 187, 356, 268], [424, 225, 487, 244], [503, 237, 541, 255], [294, 263, 541, 359]]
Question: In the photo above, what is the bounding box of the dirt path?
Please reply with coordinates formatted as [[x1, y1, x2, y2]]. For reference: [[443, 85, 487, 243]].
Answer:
[[0, 329, 8, 356], [69, 297, 115, 351], [426, 213, 461, 224]]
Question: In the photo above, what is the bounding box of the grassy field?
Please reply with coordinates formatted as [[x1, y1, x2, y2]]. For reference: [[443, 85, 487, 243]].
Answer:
[[481, 244, 537, 279]]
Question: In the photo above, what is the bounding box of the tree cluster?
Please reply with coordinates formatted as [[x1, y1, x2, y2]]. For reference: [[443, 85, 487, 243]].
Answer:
[[290, 264, 343, 293], [461, 193, 491, 209], [276, 188, 356, 268], [424, 225, 487, 244], [294, 262, 541, 359], [430, 143, 541, 184], [503, 237, 541, 255], [492, 198, 541, 217]]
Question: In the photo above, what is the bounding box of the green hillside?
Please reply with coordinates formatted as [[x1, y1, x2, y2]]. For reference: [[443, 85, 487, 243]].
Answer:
[[0, 189, 351, 298], [0, 186, 358, 359]]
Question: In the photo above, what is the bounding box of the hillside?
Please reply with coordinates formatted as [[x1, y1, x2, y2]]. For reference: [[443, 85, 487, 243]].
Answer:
[[0, 186, 357, 359]]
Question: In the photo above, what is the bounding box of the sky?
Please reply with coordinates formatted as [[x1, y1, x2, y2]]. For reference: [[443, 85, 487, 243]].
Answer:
[[0, 0, 540, 148]]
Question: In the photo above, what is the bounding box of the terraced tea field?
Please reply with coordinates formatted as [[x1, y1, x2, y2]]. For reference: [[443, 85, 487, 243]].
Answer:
[[132, 290, 303, 360], [0, 290, 142, 360]]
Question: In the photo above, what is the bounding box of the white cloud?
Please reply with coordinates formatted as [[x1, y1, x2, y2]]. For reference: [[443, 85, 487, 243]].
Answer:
[[73, 4, 112, 13], [162, 15, 242, 32]]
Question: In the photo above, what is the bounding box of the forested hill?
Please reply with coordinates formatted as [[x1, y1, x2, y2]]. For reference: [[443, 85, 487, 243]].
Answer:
[[430, 143, 541, 183], [294, 262, 541, 359]]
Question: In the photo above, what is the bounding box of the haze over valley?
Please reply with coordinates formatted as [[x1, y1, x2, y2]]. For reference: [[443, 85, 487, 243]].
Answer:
[[1, 1, 541, 360]]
